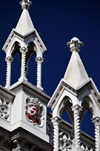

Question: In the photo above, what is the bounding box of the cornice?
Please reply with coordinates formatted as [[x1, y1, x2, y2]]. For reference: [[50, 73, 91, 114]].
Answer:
[[0, 85, 15, 101], [9, 80, 50, 104], [2, 29, 14, 52], [11, 128, 53, 151], [2, 28, 47, 56], [48, 78, 100, 109]]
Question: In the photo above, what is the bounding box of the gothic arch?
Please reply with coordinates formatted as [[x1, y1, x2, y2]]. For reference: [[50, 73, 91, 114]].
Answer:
[[52, 89, 80, 118], [58, 96, 73, 124], [80, 96, 95, 138], [6, 38, 22, 58], [11, 41, 21, 60], [26, 42, 36, 66], [80, 96, 94, 124], [33, 40, 43, 58], [11, 52, 21, 85]]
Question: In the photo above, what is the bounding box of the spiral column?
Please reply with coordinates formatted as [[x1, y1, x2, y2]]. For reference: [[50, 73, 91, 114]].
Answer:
[[72, 105, 82, 148], [35, 57, 43, 90], [19, 47, 28, 82], [92, 117, 100, 151], [5, 56, 13, 88], [52, 117, 61, 151]]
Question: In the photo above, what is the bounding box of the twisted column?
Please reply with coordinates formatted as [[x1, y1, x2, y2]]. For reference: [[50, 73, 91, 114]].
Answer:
[[35, 57, 43, 90], [52, 117, 61, 151], [92, 117, 100, 151], [72, 105, 82, 148], [5, 56, 13, 88], [19, 47, 28, 82]]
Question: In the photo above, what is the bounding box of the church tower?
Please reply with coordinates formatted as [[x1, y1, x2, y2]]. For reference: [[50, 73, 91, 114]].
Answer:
[[0, 1, 52, 150], [3, 0, 46, 90], [48, 37, 100, 151]]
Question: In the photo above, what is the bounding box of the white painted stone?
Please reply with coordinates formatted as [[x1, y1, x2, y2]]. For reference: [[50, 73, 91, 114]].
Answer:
[[0, 0, 49, 141], [16, 9, 35, 36], [48, 37, 100, 151], [64, 50, 89, 89], [2, 0, 47, 91]]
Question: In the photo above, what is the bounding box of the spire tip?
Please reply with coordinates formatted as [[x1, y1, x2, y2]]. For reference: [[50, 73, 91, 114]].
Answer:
[[20, 0, 32, 10], [67, 37, 83, 53]]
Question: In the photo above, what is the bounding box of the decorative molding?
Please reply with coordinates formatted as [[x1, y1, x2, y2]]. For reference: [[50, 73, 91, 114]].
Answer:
[[2, 30, 14, 52], [72, 104, 82, 113], [11, 128, 53, 151], [5, 56, 13, 62], [12, 140, 20, 151], [51, 116, 61, 125], [59, 132, 74, 151], [0, 98, 9, 121], [35, 57, 43, 63], [12, 139, 42, 151], [81, 145, 94, 151], [20, 47, 28, 53], [25, 97, 44, 127], [34, 30, 47, 52], [20, 0, 32, 10], [92, 117, 100, 126], [67, 37, 83, 53]]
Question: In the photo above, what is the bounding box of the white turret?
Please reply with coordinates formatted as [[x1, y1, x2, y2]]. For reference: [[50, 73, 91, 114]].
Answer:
[[3, 0, 46, 90], [48, 37, 100, 151], [1, 1, 49, 144]]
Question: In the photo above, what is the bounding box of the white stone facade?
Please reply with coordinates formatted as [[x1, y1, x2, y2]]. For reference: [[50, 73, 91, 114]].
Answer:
[[0, 0, 99, 151]]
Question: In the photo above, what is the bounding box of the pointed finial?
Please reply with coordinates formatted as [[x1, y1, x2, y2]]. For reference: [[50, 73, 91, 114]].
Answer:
[[67, 37, 83, 52], [20, 0, 32, 10]]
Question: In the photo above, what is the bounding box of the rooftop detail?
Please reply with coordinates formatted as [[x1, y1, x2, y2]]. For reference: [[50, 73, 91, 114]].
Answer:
[[67, 37, 83, 53], [15, 8, 35, 36], [15, 0, 34, 36], [2, 0, 46, 90], [64, 37, 89, 89], [20, 0, 32, 10]]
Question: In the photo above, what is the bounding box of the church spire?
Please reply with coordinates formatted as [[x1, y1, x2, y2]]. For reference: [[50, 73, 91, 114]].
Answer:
[[2, 0, 47, 90], [20, 0, 32, 10], [64, 37, 89, 89]]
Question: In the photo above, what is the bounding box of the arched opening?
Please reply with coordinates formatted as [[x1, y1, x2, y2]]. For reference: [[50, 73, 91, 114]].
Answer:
[[58, 96, 73, 150], [81, 110, 94, 137], [61, 110, 72, 125], [10, 41, 38, 86], [80, 96, 94, 138], [59, 96, 73, 125], [11, 41, 21, 59], [26, 42, 37, 85], [11, 42, 21, 85]]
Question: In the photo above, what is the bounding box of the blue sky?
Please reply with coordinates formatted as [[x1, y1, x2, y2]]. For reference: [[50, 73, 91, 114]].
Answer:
[[0, 0, 100, 137]]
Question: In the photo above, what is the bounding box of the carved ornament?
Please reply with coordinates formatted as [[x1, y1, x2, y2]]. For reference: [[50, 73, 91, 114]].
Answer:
[[0, 98, 9, 120], [25, 97, 44, 127]]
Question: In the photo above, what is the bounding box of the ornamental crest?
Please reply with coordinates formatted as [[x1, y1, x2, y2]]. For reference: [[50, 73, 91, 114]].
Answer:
[[25, 97, 44, 127]]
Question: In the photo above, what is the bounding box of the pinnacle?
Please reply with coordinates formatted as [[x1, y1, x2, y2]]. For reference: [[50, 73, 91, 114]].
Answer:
[[15, 2, 35, 36], [67, 37, 83, 53], [20, 0, 32, 10], [63, 37, 89, 89]]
